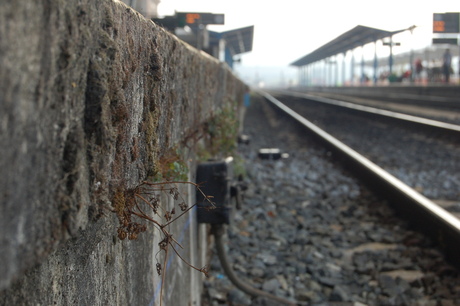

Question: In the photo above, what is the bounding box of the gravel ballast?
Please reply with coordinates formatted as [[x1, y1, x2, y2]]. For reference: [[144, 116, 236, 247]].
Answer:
[[202, 95, 460, 305]]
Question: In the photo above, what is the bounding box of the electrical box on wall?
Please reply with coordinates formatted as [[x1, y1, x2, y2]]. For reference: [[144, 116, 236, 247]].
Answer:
[[196, 157, 233, 224]]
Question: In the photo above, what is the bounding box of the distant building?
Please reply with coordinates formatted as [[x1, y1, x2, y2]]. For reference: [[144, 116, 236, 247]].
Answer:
[[153, 12, 253, 70], [124, 1, 254, 70], [121, 0, 160, 18]]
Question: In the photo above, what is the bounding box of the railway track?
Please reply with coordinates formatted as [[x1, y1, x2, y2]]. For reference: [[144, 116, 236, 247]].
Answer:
[[268, 91, 460, 205], [295, 89, 460, 114], [260, 90, 460, 266], [203, 91, 460, 305], [282, 89, 460, 125]]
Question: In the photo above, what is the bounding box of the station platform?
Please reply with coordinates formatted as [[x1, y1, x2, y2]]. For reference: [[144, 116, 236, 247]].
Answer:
[[294, 84, 460, 99]]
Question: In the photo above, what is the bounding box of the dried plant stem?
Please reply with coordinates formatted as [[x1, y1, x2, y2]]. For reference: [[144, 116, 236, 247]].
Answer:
[[141, 181, 215, 206], [169, 242, 207, 275], [161, 203, 196, 228], [129, 206, 162, 229], [114, 180, 215, 306], [134, 193, 159, 212]]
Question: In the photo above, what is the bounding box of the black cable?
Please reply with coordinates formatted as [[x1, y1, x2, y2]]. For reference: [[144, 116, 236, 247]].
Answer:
[[211, 224, 303, 306]]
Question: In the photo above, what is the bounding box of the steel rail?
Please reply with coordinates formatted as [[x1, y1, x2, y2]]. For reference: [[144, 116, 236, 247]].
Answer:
[[271, 90, 460, 134], [258, 90, 460, 267]]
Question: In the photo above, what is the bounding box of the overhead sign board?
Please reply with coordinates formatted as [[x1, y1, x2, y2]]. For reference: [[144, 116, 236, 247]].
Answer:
[[432, 38, 458, 45], [433, 12, 460, 33], [177, 12, 225, 27]]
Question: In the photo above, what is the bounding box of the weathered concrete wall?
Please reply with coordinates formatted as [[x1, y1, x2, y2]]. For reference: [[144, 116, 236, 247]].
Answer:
[[0, 0, 246, 304]]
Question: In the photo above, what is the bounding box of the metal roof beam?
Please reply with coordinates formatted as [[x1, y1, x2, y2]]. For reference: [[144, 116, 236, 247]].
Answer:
[[291, 25, 407, 67]]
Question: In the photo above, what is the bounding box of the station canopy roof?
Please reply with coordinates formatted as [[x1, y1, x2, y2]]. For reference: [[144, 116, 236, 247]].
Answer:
[[290, 25, 407, 67], [210, 25, 254, 56]]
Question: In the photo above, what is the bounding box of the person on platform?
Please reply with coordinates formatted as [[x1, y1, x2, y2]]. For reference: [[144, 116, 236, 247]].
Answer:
[[414, 58, 423, 82], [442, 49, 452, 83]]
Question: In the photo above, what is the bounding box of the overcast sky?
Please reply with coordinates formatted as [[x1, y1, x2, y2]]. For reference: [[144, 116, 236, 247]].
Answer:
[[158, 0, 459, 68]]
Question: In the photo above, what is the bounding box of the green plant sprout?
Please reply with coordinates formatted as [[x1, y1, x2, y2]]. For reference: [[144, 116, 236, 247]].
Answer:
[[153, 148, 189, 182], [195, 103, 239, 161]]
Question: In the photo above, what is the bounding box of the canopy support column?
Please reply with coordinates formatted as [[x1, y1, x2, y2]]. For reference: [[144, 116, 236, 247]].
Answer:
[[361, 46, 365, 84], [389, 35, 394, 75], [351, 51, 355, 84], [373, 40, 378, 84]]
